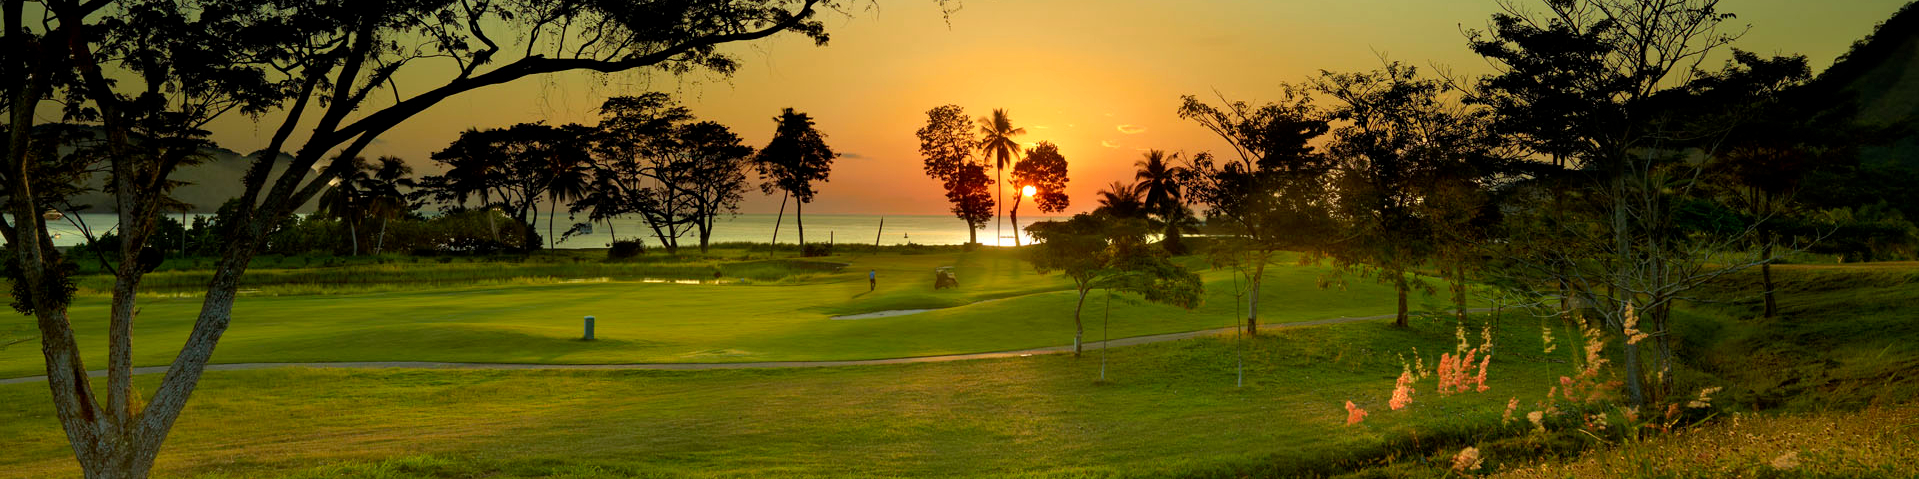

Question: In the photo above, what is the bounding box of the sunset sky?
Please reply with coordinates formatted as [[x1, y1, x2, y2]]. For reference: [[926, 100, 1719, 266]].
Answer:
[[197, 0, 1910, 216]]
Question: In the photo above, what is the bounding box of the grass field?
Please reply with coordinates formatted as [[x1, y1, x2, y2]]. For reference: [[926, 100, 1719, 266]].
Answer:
[[0, 248, 1471, 379], [6, 251, 1910, 478], [0, 313, 1556, 478]]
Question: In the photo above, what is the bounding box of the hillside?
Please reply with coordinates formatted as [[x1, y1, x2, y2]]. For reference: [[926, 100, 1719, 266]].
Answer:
[[55, 135, 322, 214], [1814, 1, 1919, 169]]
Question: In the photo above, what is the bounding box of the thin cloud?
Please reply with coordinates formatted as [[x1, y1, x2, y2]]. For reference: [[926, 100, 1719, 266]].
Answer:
[[1100, 140, 1121, 148], [1031, 125, 1050, 130], [1116, 124, 1147, 135], [841, 152, 868, 159]]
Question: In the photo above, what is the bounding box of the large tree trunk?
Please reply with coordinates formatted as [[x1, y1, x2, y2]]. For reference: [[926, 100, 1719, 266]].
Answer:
[[1394, 270, 1409, 328], [796, 198, 805, 247], [698, 213, 714, 254], [375, 217, 388, 254], [548, 199, 557, 250], [347, 218, 357, 256]]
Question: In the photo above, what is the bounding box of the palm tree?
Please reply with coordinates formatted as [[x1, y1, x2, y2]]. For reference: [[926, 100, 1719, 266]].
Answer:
[[542, 127, 594, 249], [361, 156, 414, 255], [316, 157, 374, 255], [1134, 150, 1189, 252], [434, 128, 506, 243], [977, 108, 1025, 245], [1094, 181, 1146, 220]]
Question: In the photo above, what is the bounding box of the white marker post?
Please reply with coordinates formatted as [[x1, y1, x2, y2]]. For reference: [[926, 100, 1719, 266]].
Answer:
[[583, 315, 596, 341]]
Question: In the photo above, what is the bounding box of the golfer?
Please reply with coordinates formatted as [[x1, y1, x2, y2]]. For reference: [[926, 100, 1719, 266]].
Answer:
[[869, 269, 877, 291]]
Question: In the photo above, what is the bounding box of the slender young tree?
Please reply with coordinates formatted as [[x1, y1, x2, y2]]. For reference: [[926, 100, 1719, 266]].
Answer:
[[978, 108, 1025, 245], [1027, 213, 1203, 356]]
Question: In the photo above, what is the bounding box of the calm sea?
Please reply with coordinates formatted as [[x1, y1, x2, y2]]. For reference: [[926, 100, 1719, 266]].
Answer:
[[19, 213, 1065, 248]]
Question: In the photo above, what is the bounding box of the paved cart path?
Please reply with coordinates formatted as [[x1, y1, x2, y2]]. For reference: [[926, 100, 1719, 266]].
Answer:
[[0, 309, 1488, 385]]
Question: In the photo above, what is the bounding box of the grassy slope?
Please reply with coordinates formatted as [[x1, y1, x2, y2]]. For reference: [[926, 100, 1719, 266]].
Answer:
[[1478, 263, 1919, 478], [0, 249, 1469, 379], [0, 314, 1552, 478], [1494, 403, 1919, 478], [1688, 263, 1919, 410]]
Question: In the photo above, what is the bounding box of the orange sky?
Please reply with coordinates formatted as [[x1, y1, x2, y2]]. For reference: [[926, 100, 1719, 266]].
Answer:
[[194, 0, 1909, 216]]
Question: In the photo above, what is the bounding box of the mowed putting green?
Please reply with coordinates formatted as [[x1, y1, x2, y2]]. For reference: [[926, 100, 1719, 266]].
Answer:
[[0, 249, 1465, 379]]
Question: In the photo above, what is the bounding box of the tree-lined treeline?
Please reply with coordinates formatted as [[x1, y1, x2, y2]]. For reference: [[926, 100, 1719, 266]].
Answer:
[[417, 94, 825, 256], [1164, 0, 1919, 410]]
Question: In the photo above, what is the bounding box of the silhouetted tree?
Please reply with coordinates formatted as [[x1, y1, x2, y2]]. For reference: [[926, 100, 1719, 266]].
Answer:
[[1178, 87, 1336, 335], [363, 157, 415, 255], [1134, 150, 1190, 254], [1027, 213, 1203, 356], [755, 108, 837, 250], [1093, 181, 1147, 220], [423, 123, 584, 250], [590, 94, 754, 254], [978, 108, 1026, 245], [1688, 50, 1857, 318], [1315, 62, 1483, 328], [674, 121, 756, 253], [316, 157, 375, 255], [917, 104, 994, 244], [543, 130, 595, 250], [1010, 141, 1070, 246], [1469, 0, 1763, 405]]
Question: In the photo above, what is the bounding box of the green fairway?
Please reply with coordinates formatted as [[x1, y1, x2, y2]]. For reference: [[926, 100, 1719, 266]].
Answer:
[[0, 315, 1552, 478], [0, 249, 1468, 379]]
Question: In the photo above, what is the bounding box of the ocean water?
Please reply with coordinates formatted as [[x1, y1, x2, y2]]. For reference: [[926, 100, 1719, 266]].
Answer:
[[20, 213, 1065, 248], [546, 213, 1063, 249]]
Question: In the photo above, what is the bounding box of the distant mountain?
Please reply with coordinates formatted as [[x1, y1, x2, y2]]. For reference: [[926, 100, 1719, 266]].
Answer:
[[56, 130, 322, 214], [1811, 1, 1919, 168]]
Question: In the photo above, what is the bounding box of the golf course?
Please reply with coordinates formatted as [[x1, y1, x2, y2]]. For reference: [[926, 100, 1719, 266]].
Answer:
[[9, 0, 1919, 477], [3, 248, 1914, 478], [0, 248, 1462, 380]]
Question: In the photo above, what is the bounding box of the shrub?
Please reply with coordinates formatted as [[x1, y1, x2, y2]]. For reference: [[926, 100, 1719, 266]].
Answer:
[[801, 243, 832, 257], [607, 240, 646, 260]]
